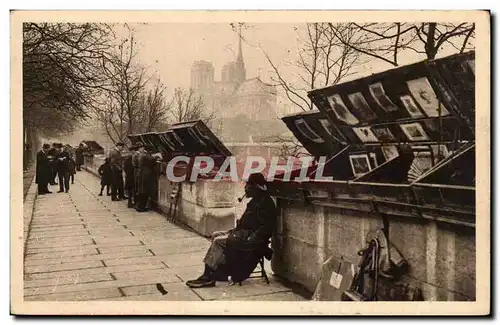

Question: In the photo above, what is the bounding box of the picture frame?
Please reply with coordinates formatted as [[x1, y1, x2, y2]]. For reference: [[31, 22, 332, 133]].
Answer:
[[347, 92, 377, 121], [400, 95, 424, 118], [381, 145, 399, 162], [352, 126, 379, 143], [295, 118, 324, 143], [369, 152, 378, 168], [372, 127, 396, 142], [349, 153, 372, 178], [400, 122, 430, 141], [406, 77, 450, 117], [326, 94, 359, 125], [369, 82, 399, 112]]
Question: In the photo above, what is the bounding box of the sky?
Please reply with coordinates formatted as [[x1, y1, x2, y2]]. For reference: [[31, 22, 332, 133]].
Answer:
[[117, 22, 472, 116]]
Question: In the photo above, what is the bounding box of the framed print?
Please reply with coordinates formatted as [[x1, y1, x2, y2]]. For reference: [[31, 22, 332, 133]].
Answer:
[[295, 118, 324, 143], [319, 118, 333, 136], [353, 126, 379, 143], [381, 145, 399, 161], [406, 77, 450, 117], [430, 144, 451, 164], [369, 82, 399, 112], [407, 151, 434, 182], [349, 154, 372, 178], [369, 152, 378, 168], [400, 95, 424, 118], [347, 92, 377, 121], [400, 122, 430, 141], [327, 94, 359, 125], [372, 127, 396, 142]]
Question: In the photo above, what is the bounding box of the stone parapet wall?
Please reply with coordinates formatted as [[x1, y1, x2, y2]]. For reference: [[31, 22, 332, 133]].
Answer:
[[271, 198, 475, 301]]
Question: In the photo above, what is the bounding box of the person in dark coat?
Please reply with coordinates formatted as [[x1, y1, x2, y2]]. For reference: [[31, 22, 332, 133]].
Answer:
[[35, 144, 52, 194], [186, 172, 277, 288], [123, 144, 137, 208], [108, 142, 127, 201], [75, 143, 85, 171], [135, 144, 160, 212], [98, 158, 112, 196], [55, 143, 71, 193], [132, 142, 144, 208], [47, 144, 58, 185], [67, 152, 76, 184]]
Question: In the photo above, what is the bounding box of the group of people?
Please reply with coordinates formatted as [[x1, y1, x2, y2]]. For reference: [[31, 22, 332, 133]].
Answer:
[[98, 141, 161, 212], [35, 142, 84, 194]]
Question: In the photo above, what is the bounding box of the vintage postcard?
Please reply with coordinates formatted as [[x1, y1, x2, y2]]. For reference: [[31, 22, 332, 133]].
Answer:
[[11, 10, 490, 316]]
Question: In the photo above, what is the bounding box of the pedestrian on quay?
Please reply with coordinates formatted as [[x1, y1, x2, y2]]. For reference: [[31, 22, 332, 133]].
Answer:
[[47, 143, 58, 186], [67, 150, 76, 185], [35, 143, 52, 195], [75, 143, 85, 171], [131, 142, 144, 208], [108, 142, 127, 201], [97, 157, 112, 196], [55, 143, 71, 193], [123, 144, 137, 208], [136, 144, 160, 212]]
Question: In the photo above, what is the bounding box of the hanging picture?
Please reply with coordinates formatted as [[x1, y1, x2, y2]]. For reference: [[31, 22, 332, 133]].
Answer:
[[327, 94, 359, 125], [400, 95, 424, 118], [369, 82, 399, 112], [319, 118, 333, 136], [369, 152, 378, 168], [372, 127, 396, 142], [406, 77, 450, 117], [349, 154, 372, 178], [430, 144, 450, 164], [400, 122, 430, 141], [295, 119, 324, 143], [407, 151, 434, 183], [347, 92, 377, 121], [381, 145, 399, 162], [352, 126, 379, 143]]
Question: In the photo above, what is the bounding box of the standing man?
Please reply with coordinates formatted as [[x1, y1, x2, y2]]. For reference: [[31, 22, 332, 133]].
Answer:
[[35, 144, 52, 194], [136, 144, 160, 212], [47, 143, 58, 186], [75, 143, 85, 171], [131, 142, 144, 208], [108, 141, 127, 201], [56, 143, 71, 193], [123, 144, 137, 208]]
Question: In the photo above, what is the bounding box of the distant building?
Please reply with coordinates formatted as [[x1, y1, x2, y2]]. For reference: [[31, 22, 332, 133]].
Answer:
[[191, 35, 283, 140]]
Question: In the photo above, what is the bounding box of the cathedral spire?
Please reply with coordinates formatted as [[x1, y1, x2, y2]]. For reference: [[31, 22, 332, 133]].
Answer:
[[235, 25, 246, 84]]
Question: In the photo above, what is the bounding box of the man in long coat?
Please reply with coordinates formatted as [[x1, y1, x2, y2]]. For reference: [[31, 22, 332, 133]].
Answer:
[[135, 144, 159, 212], [123, 144, 137, 208], [108, 142, 127, 201], [75, 143, 85, 171], [186, 172, 277, 288], [35, 144, 52, 194], [55, 143, 71, 193], [131, 142, 144, 208]]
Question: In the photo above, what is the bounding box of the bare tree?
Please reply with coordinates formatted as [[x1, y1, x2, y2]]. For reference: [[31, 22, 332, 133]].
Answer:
[[97, 25, 170, 143], [170, 88, 215, 125], [329, 22, 475, 67], [23, 22, 114, 137]]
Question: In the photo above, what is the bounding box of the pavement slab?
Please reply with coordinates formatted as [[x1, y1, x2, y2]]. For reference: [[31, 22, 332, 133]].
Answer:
[[23, 170, 305, 302]]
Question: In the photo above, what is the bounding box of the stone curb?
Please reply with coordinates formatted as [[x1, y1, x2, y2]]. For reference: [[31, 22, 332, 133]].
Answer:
[[23, 177, 38, 257]]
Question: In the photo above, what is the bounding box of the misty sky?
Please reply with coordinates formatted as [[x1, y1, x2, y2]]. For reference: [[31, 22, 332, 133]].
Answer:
[[115, 22, 472, 115]]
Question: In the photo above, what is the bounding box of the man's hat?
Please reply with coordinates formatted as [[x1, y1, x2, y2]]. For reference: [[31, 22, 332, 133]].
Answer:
[[42, 144, 50, 149], [54, 143, 63, 148], [246, 172, 268, 192], [116, 141, 125, 146]]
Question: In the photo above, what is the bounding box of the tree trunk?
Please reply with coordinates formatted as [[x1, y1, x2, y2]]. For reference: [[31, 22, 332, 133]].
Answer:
[[425, 23, 438, 60]]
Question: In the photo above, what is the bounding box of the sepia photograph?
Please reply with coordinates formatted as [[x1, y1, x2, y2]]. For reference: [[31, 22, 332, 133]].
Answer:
[[407, 77, 451, 117], [11, 10, 490, 316]]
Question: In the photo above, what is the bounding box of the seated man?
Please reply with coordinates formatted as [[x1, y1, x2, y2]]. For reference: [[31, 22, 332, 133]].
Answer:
[[186, 172, 277, 288]]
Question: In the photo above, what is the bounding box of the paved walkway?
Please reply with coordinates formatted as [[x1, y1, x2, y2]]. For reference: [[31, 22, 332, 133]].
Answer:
[[23, 171, 305, 301]]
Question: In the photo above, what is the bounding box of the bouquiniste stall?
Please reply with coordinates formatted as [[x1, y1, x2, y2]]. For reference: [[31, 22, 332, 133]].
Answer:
[[270, 51, 475, 301]]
